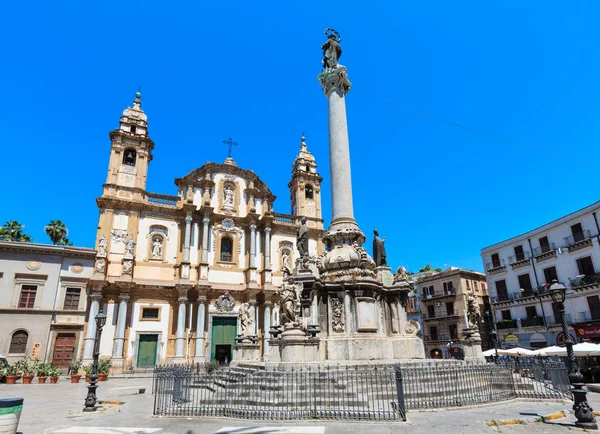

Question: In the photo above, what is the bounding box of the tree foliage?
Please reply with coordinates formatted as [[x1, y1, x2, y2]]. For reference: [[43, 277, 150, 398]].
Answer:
[[419, 264, 442, 273], [45, 220, 68, 245], [0, 221, 33, 242]]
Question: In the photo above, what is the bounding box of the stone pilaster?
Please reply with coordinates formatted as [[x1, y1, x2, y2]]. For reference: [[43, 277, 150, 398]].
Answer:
[[263, 302, 271, 359], [83, 292, 102, 360], [112, 294, 129, 361], [195, 297, 206, 360], [249, 224, 257, 268], [264, 227, 271, 270], [201, 216, 210, 263], [175, 296, 187, 358]]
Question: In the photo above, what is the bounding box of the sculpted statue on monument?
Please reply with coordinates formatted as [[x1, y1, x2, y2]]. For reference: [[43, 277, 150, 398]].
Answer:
[[321, 28, 342, 70], [279, 276, 301, 327], [467, 292, 481, 331], [372, 229, 387, 267], [239, 302, 254, 337], [296, 217, 309, 258]]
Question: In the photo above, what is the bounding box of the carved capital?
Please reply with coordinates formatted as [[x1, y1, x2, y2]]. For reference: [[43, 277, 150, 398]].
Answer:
[[264, 227, 272, 234], [203, 216, 210, 225], [249, 224, 257, 232], [318, 66, 352, 98], [118, 294, 130, 302]]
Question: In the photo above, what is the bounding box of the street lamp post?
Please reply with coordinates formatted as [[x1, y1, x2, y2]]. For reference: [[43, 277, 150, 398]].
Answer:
[[83, 310, 107, 412], [485, 310, 499, 363], [548, 280, 597, 430]]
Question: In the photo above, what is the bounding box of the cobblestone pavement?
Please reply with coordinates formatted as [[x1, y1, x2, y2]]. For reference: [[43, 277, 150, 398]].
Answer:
[[0, 377, 598, 433]]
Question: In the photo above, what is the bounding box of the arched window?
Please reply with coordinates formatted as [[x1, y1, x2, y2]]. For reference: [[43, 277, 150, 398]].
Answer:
[[9, 330, 28, 354], [220, 236, 233, 262], [305, 184, 314, 200], [123, 148, 136, 166], [150, 234, 164, 260]]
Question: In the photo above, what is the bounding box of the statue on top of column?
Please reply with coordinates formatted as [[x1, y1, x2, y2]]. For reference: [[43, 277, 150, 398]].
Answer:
[[296, 217, 309, 258], [373, 229, 387, 267], [321, 28, 342, 70]]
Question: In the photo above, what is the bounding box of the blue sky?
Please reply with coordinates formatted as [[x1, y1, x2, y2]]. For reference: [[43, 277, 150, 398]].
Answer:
[[1, 1, 599, 273]]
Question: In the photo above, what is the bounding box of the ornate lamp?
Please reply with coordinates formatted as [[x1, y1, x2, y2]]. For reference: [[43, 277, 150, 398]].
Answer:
[[83, 310, 108, 412], [547, 279, 597, 429]]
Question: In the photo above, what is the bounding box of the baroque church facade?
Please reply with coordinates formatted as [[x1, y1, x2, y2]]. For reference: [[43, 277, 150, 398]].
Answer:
[[84, 93, 324, 368]]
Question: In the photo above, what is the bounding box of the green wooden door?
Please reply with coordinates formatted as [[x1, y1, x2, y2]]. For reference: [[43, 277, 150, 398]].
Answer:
[[211, 317, 237, 362], [137, 334, 158, 367]]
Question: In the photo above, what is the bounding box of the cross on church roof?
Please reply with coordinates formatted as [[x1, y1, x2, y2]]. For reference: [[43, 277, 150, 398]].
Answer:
[[222, 138, 238, 158]]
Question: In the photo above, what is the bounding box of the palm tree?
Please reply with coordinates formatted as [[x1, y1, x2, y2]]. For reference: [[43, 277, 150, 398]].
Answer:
[[0, 221, 33, 242], [45, 220, 68, 245], [57, 237, 74, 246]]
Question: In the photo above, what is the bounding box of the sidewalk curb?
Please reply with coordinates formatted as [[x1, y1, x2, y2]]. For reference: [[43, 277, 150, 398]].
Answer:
[[486, 409, 569, 426]]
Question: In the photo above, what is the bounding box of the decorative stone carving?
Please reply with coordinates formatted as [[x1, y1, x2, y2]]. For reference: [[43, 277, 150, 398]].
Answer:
[[151, 236, 163, 259], [97, 235, 108, 257], [71, 263, 84, 274], [330, 296, 345, 333], [110, 229, 127, 244], [296, 217, 308, 258], [278, 276, 302, 327], [318, 66, 352, 97], [393, 266, 408, 283], [281, 250, 290, 270], [467, 291, 481, 331], [122, 260, 133, 274], [26, 260, 41, 271], [124, 235, 136, 259], [239, 302, 254, 337], [223, 184, 235, 209], [215, 291, 235, 312], [404, 320, 421, 337], [95, 259, 105, 273]]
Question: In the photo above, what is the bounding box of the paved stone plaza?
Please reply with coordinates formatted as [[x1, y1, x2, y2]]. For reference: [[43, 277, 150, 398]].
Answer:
[[0, 377, 597, 433]]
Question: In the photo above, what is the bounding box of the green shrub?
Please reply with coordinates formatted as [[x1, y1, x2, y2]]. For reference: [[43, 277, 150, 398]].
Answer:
[[98, 359, 113, 374]]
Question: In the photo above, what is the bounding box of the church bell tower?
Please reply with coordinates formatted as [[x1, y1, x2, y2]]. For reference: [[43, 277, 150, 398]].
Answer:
[[103, 92, 154, 198], [288, 135, 323, 227]]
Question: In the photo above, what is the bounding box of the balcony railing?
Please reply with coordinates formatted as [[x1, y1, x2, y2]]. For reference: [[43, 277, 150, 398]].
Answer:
[[496, 320, 517, 330], [570, 273, 600, 289], [508, 252, 531, 269], [564, 230, 592, 247], [423, 310, 461, 321], [545, 314, 573, 326], [422, 289, 456, 299], [485, 259, 506, 274], [577, 310, 600, 322], [532, 243, 557, 259], [273, 213, 296, 225], [147, 193, 178, 208], [520, 317, 545, 327], [423, 334, 451, 342]]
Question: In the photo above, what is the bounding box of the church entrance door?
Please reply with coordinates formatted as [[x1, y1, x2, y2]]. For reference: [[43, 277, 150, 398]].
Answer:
[[211, 317, 236, 363], [137, 334, 158, 367]]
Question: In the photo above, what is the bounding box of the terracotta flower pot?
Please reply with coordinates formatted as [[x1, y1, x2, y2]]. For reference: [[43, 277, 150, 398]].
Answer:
[[98, 374, 107, 381], [50, 376, 59, 384], [5, 376, 18, 384], [71, 374, 81, 383], [38, 377, 47, 384], [85, 374, 91, 382], [22, 375, 34, 384]]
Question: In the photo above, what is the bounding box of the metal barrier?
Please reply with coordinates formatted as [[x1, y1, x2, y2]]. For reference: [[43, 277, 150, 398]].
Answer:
[[152, 360, 571, 420]]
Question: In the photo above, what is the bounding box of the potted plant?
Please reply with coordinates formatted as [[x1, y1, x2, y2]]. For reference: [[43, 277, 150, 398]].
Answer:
[[70, 359, 83, 383], [3, 364, 19, 384], [48, 365, 60, 384], [16, 357, 35, 384], [98, 359, 113, 381], [36, 362, 49, 383], [84, 364, 93, 382]]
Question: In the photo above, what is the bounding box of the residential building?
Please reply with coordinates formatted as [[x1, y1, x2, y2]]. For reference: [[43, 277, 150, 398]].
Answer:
[[407, 269, 439, 336], [418, 267, 488, 359], [85, 93, 325, 368], [481, 201, 600, 348], [0, 241, 95, 365]]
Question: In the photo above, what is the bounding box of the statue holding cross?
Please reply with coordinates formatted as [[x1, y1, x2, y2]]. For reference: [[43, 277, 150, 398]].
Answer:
[[222, 138, 238, 158]]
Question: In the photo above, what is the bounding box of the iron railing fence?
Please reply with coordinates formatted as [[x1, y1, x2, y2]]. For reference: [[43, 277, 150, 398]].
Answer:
[[152, 360, 572, 421], [153, 363, 403, 421]]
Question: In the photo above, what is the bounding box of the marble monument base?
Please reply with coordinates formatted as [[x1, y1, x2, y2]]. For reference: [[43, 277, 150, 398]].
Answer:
[[269, 326, 319, 363], [462, 330, 484, 361], [233, 342, 260, 362], [324, 336, 426, 361]]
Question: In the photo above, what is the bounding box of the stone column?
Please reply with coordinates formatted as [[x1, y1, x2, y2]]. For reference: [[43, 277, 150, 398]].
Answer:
[[344, 290, 352, 335], [112, 294, 129, 359], [83, 293, 102, 359], [311, 290, 318, 325], [319, 67, 357, 231], [264, 227, 271, 270], [263, 302, 271, 358], [251, 302, 259, 336], [249, 224, 257, 268], [175, 297, 187, 358], [183, 213, 193, 263], [201, 216, 210, 263], [195, 298, 206, 358]]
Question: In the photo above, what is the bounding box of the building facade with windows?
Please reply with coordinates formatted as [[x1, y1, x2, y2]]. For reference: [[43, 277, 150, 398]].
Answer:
[[85, 93, 325, 368], [481, 201, 600, 349], [418, 267, 489, 359], [0, 241, 95, 365]]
